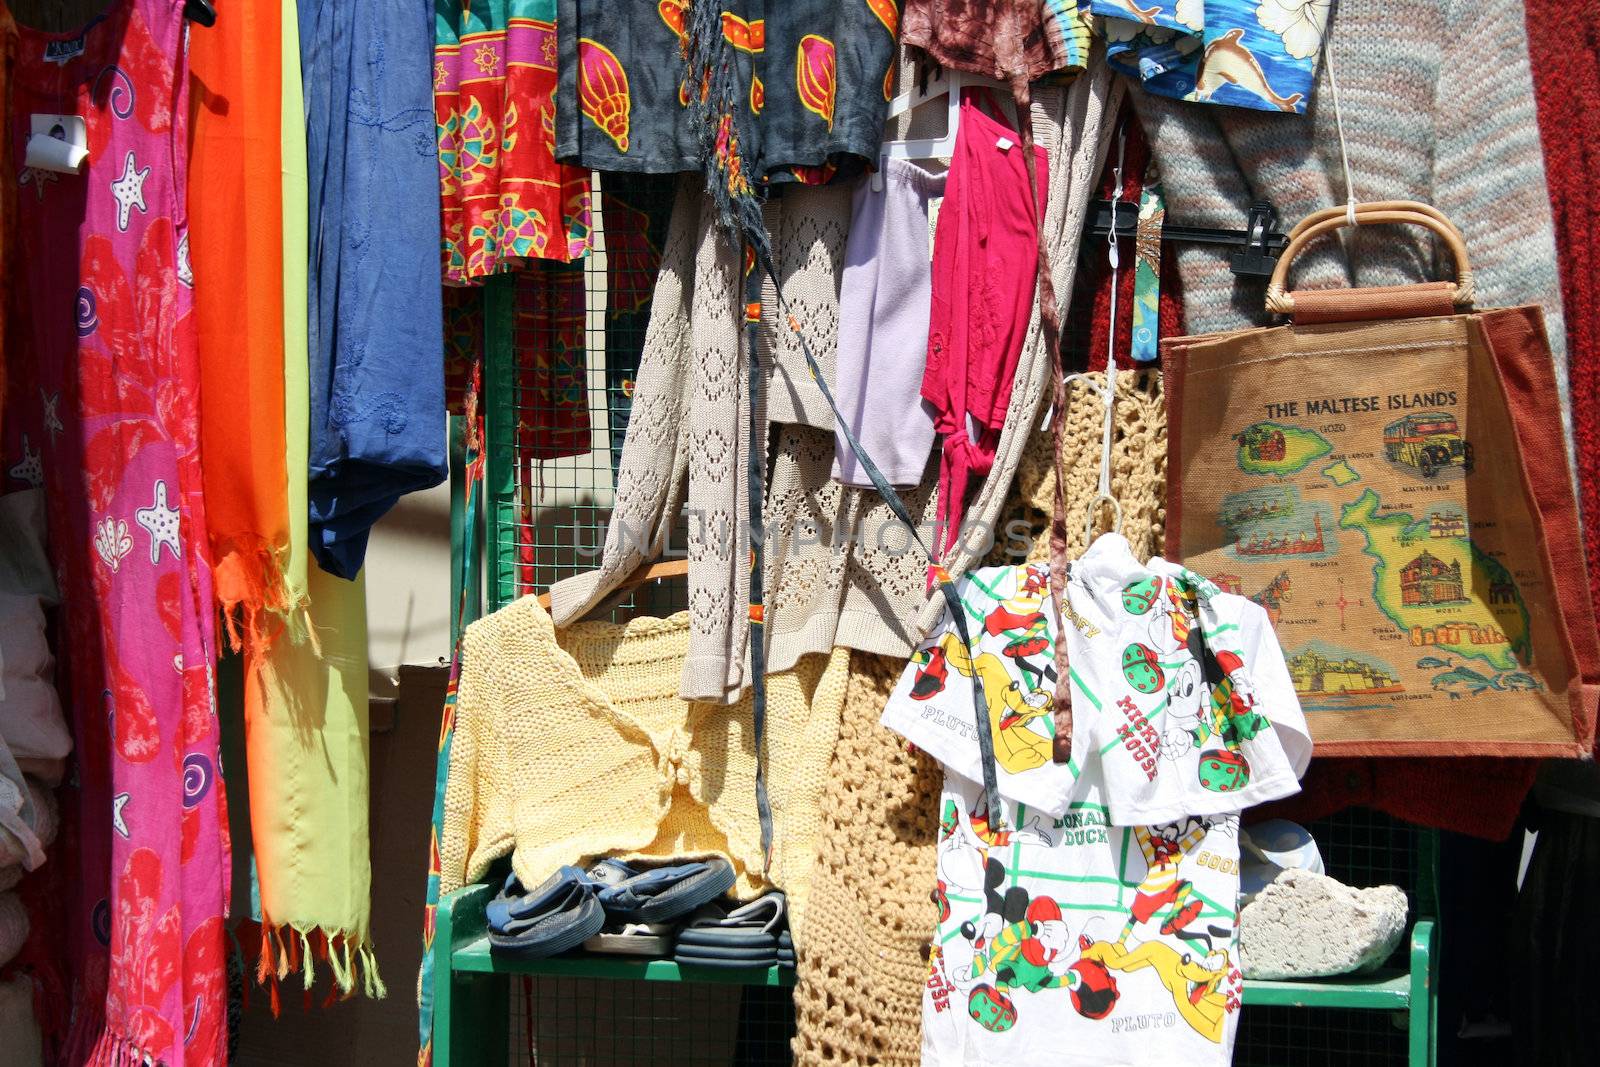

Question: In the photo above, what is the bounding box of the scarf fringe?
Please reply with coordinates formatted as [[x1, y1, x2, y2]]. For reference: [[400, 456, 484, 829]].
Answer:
[[254, 918, 386, 1015], [215, 536, 296, 656], [88, 1026, 160, 1067]]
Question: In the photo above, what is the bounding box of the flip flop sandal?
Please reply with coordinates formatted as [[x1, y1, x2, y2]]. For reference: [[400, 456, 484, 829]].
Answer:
[[675, 942, 778, 961], [584, 921, 674, 957], [486, 870, 606, 958], [676, 954, 779, 970], [674, 955, 780, 972], [675, 928, 780, 950], [589, 857, 738, 924], [677, 891, 787, 934], [485, 867, 587, 932]]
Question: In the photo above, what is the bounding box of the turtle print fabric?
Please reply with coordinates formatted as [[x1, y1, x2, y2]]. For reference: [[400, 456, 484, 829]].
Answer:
[[434, 0, 594, 284], [1, 1, 228, 1063], [554, 0, 899, 185]]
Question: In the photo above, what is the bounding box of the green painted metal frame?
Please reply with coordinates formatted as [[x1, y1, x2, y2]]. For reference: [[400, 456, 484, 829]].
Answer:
[[482, 272, 519, 615], [431, 834, 1438, 1066], [448, 413, 482, 649], [1240, 828, 1439, 1065]]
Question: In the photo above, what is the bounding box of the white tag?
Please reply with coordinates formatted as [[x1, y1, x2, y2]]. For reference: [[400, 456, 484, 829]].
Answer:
[[25, 114, 88, 174], [927, 195, 943, 261], [1041, 403, 1055, 431], [995, 136, 1014, 152]]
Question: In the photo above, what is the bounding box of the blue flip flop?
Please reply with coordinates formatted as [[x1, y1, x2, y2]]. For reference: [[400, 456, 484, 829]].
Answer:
[[674, 955, 781, 972], [674, 892, 792, 967], [486, 868, 606, 959], [587, 857, 737, 924]]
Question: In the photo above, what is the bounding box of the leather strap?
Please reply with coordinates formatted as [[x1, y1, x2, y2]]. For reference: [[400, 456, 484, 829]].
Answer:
[[1288, 282, 1459, 324]]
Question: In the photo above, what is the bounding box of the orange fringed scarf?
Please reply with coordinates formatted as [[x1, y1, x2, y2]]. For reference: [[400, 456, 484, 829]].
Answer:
[[189, 0, 290, 648]]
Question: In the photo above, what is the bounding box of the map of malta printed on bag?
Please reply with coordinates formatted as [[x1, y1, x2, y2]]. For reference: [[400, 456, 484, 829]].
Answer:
[[1163, 306, 1597, 756]]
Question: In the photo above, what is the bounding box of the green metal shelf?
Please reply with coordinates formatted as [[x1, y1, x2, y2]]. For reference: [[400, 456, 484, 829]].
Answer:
[[454, 938, 795, 987], [1245, 971, 1408, 1009]]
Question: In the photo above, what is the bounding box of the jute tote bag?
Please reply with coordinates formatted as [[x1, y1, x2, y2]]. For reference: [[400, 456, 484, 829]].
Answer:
[[1162, 202, 1597, 756]]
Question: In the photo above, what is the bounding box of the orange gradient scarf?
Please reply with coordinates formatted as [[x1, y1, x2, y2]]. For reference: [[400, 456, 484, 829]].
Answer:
[[189, 0, 290, 644]]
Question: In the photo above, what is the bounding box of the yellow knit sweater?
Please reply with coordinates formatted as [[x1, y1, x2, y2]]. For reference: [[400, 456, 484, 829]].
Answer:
[[438, 596, 848, 943]]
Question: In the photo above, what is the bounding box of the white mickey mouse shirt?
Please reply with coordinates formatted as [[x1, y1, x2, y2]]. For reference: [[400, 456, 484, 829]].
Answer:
[[881, 535, 1311, 824], [921, 773, 1249, 1067], [882, 535, 1313, 1066]]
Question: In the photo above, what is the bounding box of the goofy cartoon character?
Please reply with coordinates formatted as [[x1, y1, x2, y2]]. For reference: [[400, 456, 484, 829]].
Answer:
[[1120, 820, 1208, 942], [914, 569, 1058, 698], [985, 566, 1056, 677]]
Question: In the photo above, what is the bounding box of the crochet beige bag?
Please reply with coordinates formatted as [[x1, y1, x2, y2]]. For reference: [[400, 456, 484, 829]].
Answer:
[[987, 369, 1167, 566], [792, 384, 1169, 1065]]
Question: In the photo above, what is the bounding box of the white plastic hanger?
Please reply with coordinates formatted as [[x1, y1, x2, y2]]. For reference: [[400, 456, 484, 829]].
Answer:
[[873, 66, 1008, 191], [1065, 129, 1128, 544]]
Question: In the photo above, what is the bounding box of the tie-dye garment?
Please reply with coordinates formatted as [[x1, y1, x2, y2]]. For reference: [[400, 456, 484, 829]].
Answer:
[[434, 0, 593, 284], [1091, 0, 1330, 114], [2, 1, 228, 1063], [554, 0, 899, 186], [901, 0, 1091, 82]]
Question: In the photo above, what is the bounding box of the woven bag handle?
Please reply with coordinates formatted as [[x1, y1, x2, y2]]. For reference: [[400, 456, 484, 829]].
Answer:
[[1284, 199, 1465, 243], [1266, 201, 1475, 317]]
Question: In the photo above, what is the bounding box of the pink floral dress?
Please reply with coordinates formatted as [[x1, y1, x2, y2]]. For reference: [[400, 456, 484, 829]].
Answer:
[[2, 2, 228, 1063]]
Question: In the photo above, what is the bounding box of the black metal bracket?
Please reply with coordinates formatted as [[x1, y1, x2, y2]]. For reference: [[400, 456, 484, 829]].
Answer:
[[1084, 198, 1288, 279], [185, 0, 217, 27]]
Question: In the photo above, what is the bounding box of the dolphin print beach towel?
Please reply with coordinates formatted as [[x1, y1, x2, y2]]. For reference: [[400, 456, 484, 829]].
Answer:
[[1091, 0, 1331, 114]]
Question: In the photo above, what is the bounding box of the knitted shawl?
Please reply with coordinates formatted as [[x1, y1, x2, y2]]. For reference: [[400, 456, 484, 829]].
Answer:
[[554, 62, 1125, 704]]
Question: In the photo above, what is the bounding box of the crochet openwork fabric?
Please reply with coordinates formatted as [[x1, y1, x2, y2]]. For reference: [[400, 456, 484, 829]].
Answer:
[[987, 368, 1167, 567], [792, 651, 942, 1067]]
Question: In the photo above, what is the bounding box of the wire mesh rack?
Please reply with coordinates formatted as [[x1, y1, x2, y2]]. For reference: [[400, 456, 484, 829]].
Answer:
[[481, 172, 686, 622], [465, 180, 1434, 1066], [507, 977, 796, 1065], [1234, 808, 1430, 1067]]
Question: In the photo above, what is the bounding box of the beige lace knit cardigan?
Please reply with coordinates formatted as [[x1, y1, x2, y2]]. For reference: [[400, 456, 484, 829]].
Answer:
[[438, 596, 849, 943], [551, 54, 1123, 703]]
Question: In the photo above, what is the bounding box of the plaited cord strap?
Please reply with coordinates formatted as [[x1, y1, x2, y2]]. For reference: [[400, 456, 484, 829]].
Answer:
[[743, 265, 777, 870], [745, 215, 1005, 832]]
